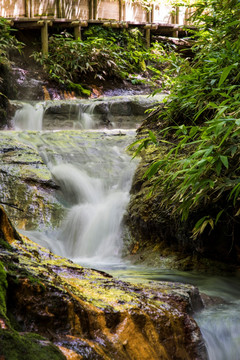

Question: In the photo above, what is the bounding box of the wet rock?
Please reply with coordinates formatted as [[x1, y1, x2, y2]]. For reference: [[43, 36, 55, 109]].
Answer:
[[92, 101, 109, 115], [0, 132, 64, 230], [0, 206, 208, 360], [200, 293, 227, 308], [125, 132, 239, 272], [109, 100, 132, 116]]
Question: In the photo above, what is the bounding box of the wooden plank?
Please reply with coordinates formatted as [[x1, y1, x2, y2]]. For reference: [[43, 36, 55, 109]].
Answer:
[[13, 19, 53, 29]]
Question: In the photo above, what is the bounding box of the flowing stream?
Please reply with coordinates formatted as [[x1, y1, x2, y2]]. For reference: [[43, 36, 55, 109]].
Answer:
[[10, 96, 240, 360]]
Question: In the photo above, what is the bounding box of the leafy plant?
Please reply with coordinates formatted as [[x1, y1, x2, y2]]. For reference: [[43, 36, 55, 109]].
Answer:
[[31, 27, 179, 95], [132, 0, 240, 242], [0, 18, 23, 67]]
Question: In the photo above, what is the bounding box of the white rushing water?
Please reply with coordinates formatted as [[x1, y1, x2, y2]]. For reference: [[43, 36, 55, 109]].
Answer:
[[12, 98, 138, 266], [11, 97, 240, 359], [50, 156, 134, 265], [12, 102, 44, 130], [196, 301, 240, 360]]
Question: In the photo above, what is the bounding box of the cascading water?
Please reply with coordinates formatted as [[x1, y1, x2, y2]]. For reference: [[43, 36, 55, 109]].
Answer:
[[10, 95, 240, 359], [48, 139, 136, 265], [77, 103, 96, 129], [12, 98, 138, 265], [12, 102, 44, 130], [111, 268, 240, 360], [196, 301, 240, 360]]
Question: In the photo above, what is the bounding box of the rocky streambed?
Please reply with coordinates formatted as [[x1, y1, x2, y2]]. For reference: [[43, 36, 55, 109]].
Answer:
[[0, 205, 207, 360], [0, 94, 211, 359], [1, 93, 237, 359]]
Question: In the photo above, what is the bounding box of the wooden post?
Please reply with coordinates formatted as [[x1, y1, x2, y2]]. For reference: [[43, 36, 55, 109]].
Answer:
[[184, 7, 189, 25], [171, 7, 179, 37], [25, 0, 30, 17], [61, 0, 65, 18], [93, 0, 98, 19], [145, 7, 152, 48], [119, 0, 123, 21], [123, 2, 126, 21], [151, 4, 154, 23], [146, 28, 150, 48], [144, 24, 152, 48], [146, 8, 151, 23], [88, 0, 93, 19], [175, 6, 179, 24], [41, 21, 49, 56], [74, 25, 81, 40], [57, 0, 62, 18]]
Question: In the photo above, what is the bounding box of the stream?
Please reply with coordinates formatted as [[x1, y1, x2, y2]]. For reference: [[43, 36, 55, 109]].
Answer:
[[8, 97, 240, 359]]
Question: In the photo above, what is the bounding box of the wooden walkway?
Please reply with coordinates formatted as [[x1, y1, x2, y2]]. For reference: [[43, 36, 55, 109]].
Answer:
[[6, 17, 194, 55]]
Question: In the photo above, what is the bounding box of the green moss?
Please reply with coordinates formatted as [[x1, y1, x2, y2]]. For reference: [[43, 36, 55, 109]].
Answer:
[[68, 81, 91, 97], [0, 261, 7, 318], [0, 329, 66, 360], [0, 238, 13, 251]]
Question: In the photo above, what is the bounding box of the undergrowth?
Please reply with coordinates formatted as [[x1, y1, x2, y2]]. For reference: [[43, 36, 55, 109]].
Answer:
[[31, 26, 182, 95], [131, 0, 240, 243]]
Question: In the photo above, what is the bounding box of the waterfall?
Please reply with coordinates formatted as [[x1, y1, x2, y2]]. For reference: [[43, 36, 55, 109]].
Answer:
[[7, 94, 240, 356], [196, 301, 240, 360], [47, 130, 137, 265], [11, 97, 139, 266], [11, 95, 165, 131], [13, 102, 44, 130], [77, 103, 96, 129]]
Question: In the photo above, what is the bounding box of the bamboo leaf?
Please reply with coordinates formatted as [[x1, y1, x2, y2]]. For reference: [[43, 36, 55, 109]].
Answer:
[[220, 155, 229, 169], [215, 209, 224, 224], [143, 160, 163, 179], [215, 160, 222, 176], [148, 130, 157, 144], [218, 65, 235, 87]]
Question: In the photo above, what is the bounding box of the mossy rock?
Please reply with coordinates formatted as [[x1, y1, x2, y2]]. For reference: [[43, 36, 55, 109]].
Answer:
[[125, 120, 240, 271], [0, 206, 207, 360], [0, 331, 66, 360], [0, 132, 64, 230]]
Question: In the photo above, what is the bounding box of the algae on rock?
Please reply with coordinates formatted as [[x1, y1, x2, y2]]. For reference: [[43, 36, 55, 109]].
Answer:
[[0, 132, 64, 230], [0, 206, 207, 360]]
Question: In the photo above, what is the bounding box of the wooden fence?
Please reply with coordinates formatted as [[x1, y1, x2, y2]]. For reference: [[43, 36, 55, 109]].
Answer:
[[0, 0, 190, 25]]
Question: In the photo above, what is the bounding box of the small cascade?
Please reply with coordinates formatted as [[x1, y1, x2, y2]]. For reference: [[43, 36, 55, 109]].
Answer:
[[77, 103, 97, 129], [11, 95, 165, 131], [196, 301, 240, 360], [12, 102, 44, 130], [14, 126, 138, 266], [52, 164, 130, 262], [9, 94, 164, 265], [46, 131, 136, 265]]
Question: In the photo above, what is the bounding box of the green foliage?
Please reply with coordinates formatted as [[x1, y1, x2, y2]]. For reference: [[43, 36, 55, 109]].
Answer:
[[0, 261, 7, 319], [133, 0, 240, 239], [0, 18, 23, 66], [0, 330, 66, 360], [0, 259, 65, 360], [31, 27, 177, 94]]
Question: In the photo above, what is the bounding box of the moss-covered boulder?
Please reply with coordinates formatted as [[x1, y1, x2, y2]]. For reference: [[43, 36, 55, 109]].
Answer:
[[0, 206, 207, 359], [0, 132, 64, 230], [125, 115, 239, 271]]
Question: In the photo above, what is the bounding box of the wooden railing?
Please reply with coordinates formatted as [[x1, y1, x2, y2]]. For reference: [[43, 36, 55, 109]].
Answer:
[[1, 1, 194, 55], [0, 0, 191, 25]]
